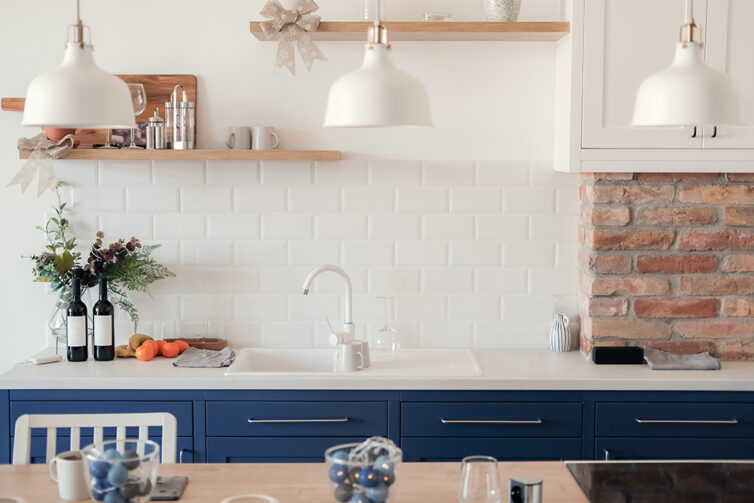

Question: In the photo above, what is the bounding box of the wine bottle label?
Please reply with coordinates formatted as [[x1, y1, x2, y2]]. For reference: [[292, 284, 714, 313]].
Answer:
[[67, 316, 87, 347], [94, 315, 113, 346]]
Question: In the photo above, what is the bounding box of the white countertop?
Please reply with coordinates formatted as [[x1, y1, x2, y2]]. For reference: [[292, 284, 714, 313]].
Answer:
[[2, 348, 754, 391]]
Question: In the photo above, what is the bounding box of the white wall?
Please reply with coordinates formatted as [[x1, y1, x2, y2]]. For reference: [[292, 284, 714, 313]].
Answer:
[[0, 0, 577, 372]]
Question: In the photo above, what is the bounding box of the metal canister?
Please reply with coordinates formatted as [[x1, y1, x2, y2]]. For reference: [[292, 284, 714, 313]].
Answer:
[[145, 108, 166, 149], [165, 84, 195, 150]]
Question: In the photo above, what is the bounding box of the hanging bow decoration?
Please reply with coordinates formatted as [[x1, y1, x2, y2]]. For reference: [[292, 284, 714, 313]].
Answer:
[[9, 133, 73, 198], [259, 0, 327, 75]]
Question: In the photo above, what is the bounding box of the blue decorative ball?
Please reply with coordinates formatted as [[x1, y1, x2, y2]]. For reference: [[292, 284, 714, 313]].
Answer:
[[106, 464, 128, 486], [349, 494, 370, 503], [89, 461, 111, 479], [103, 449, 122, 461], [331, 450, 350, 463], [138, 478, 153, 496], [91, 489, 106, 502], [373, 455, 394, 476], [366, 482, 389, 502], [119, 481, 140, 499], [103, 491, 126, 503], [121, 450, 140, 470], [380, 471, 396, 487], [334, 483, 354, 502], [358, 467, 379, 488], [329, 463, 349, 484]]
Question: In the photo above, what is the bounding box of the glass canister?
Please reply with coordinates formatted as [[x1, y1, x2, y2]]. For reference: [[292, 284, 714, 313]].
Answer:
[[165, 84, 195, 150]]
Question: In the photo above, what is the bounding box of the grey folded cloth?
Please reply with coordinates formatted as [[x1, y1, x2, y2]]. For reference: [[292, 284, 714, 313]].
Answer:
[[643, 347, 720, 370], [172, 346, 235, 368]]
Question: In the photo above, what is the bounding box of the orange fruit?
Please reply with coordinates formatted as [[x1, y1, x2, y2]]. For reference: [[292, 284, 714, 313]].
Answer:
[[135, 345, 154, 361], [156, 340, 167, 353], [174, 340, 189, 353], [141, 340, 159, 358], [161, 342, 180, 358]]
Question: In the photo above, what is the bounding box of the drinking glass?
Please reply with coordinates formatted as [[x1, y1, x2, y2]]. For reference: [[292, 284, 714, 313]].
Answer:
[[362, 0, 386, 21], [371, 296, 399, 352], [127, 83, 147, 149], [423, 0, 451, 21], [458, 456, 502, 503]]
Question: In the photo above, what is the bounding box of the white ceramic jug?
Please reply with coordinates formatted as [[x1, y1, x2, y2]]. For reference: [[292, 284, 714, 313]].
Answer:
[[548, 313, 572, 352]]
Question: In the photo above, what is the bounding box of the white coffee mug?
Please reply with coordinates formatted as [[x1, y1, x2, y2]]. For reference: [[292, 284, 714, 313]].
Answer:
[[49, 451, 89, 501], [252, 126, 279, 150], [357, 340, 371, 368], [336, 341, 364, 372], [226, 127, 252, 150]]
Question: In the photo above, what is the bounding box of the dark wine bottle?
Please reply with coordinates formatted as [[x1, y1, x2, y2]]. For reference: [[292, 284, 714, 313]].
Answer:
[[93, 277, 115, 361], [66, 274, 88, 362]]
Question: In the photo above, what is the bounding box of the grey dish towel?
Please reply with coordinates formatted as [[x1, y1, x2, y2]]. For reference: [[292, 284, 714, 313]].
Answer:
[[643, 347, 721, 370], [172, 346, 236, 368]]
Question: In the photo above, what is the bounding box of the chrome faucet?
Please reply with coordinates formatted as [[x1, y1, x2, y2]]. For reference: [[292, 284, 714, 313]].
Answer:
[[302, 265, 355, 343]]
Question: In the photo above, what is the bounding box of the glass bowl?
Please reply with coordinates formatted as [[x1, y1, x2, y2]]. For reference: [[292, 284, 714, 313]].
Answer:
[[325, 441, 402, 503], [82, 439, 160, 503]]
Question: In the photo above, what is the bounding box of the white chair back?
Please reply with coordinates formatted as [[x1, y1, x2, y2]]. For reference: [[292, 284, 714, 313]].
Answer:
[[12, 412, 177, 465]]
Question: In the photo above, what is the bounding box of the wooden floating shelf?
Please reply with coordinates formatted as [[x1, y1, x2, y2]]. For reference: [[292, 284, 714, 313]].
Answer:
[[250, 21, 570, 42], [19, 149, 340, 161]]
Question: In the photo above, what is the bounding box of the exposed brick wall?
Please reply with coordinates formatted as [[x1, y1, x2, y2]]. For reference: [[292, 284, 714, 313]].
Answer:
[[578, 173, 754, 361]]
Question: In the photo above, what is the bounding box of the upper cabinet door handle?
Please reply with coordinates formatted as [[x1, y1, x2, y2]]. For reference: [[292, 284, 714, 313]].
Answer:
[[247, 418, 349, 424], [440, 418, 543, 424], [691, 126, 698, 138], [711, 126, 718, 138], [634, 418, 738, 424]]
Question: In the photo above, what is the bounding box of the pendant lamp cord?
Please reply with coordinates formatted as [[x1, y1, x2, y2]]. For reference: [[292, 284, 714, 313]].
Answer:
[[76, 0, 80, 22], [685, 0, 693, 22], [376, 0, 381, 24]]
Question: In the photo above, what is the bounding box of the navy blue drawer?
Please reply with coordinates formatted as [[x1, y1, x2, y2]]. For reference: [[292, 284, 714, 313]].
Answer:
[[402, 402, 582, 437], [10, 401, 193, 437], [206, 401, 387, 437], [206, 437, 365, 463], [12, 435, 193, 464], [596, 438, 754, 461], [401, 438, 582, 462], [596, 402, 754, 438]]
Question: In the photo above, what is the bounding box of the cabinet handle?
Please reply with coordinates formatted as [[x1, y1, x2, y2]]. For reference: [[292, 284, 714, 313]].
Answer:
[[603, 449, 610, 461], [247, 418, 349, 424], [634, 418, 738, 425], [179, 448, 191, 464], [440, 418, 543, 424], [691, 126, 697, 138], [711, 126, 718, 138]]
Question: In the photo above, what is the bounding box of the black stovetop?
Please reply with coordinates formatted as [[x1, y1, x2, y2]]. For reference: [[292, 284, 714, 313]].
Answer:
[[567, 461, 754, 502]]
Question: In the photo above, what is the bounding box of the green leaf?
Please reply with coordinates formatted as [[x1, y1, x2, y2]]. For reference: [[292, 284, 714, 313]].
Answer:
[[60, 202, 67, 210], [35, 225, 44, 231], [46, 245, 56, 252], [53, 250, 75, 274]]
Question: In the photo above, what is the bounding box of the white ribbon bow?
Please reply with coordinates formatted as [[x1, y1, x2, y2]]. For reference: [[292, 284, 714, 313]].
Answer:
[[9, 133, 73, 198], [259, 0, 327, 75]]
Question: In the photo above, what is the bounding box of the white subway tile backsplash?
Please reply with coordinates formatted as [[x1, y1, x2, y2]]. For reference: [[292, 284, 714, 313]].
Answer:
[[99, 214, 153, 240], [99, 161, 150, 186], [288, 240, 340, 266], [180, 240, 233, 266], [451, 188, 501, 213], [180, 295, 233, 321], [529, 161, 579, 188], [448, 295, 500, 321], [73, 187, 124, 212], [147, 241, 181, 268], [476, 269, 528, 295], [204, 268, 260, 294], [423, 215, 474, 240], [260, 322, 313, 347], [368, 269, 421, 294], [148, 266, 206, 294], [154, 214, 205, 239], [450, 242, 500, 267], [316, 215, 367, 239], [224, 321, 262, 348], [422, 269, 474, 294], [261, 214, 312, 239], [288, 295, 341, 321], [474, 322, 548, 349], [261, 161, 313, 185], [260, 268, 311, 294], [206, 161, 259, 185], [502, 295, 554, 322], [288, 187, 340, 212], [153, 161, 204, 185], [236, 187, 286, 212], [344, 241, 394, 267], [208, 214, 259, 239], [126, 187, 178, 213], [396, 241, 447, 267], [556, 242, 580, 268], [397, 188, 448, 213], [530, 215, 579, 242], [477, 161, 529, 186], [181, 187, 233, 212], [369, 160, 422, 186], [236, 240, 288, 267], [396, 295, 446, 322], [369, 215, 420, 240], [424, 161, 475, 186], [503, 242, 554, 267], [420, 322, 473, 348], [316, 160, 368, 185], [528, 268, 579, 296], [343, 188, 394, 213], [235, 295, 287, 321], [504, 188, 555, 214], [56, 160, 98, 186], [476, 215, 529, 240], [556, 188, 580, 215]]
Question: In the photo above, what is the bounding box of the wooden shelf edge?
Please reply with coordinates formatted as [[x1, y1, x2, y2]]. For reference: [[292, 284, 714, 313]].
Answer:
[[19, 149, 341, 161], [250, 21, 570, 41]]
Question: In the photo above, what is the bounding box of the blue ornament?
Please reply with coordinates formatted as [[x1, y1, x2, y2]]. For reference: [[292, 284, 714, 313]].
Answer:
[[331, 450, 350, 463], [94, 478, 113, 491], [334, 483, 354, 502], [89, 461, 111, 479], [121, 450, 140, 470], [366, 483, 389, 502], [358, 467, 379, 488], [349, 494, 370, 503], [103, 491, 126, 503], [103, 449, 122, 461], [373, 455, 394, 476], [91, 489, 106, 502], [107, 464, 128, 486], [329, 463, 349, 484]]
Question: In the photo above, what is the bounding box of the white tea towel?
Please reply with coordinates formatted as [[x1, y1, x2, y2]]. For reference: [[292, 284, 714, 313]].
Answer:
[[172, 347, 236, 368], [643, 347, 720, 370]]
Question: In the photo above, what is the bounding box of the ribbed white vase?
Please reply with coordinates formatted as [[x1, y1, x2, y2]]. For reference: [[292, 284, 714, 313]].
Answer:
[[482, 0, 521, 22]]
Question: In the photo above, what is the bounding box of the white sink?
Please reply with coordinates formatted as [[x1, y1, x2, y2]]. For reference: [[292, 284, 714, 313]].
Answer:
[[225, 348, 482, 377]]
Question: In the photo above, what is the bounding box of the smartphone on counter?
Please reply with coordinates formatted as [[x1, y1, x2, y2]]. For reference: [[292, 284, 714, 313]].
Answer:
[[151, 476, 189, 501]]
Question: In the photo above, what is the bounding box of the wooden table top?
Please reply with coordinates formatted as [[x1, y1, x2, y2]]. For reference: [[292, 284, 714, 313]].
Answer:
[[0, 462, 588, 502]]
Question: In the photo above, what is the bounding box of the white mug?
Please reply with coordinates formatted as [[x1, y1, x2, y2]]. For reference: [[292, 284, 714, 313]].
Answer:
[[357, 340, 371, 368], [49, 451, 89, 501], [226, 127, 252, 150], [252, 126, 279, 150], [336, 341, 364, 372]]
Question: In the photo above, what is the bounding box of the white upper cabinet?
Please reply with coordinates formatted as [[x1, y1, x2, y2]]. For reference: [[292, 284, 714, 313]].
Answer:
[[704, 0, 754, 149], [582, 0, 705, 149], [554, 0, 754, 172]]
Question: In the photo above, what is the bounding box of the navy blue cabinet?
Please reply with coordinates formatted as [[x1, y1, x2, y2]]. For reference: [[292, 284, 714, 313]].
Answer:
[[596, 438, 754, 461]]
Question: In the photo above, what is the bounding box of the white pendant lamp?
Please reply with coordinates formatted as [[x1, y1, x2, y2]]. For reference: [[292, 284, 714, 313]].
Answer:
[[22, 0, 135, 129], [632, 0, 741, 127], [323, 4, 432, 128]]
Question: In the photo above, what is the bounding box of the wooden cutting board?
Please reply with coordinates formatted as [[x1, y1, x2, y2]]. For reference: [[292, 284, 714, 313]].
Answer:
[[1, 74, 197, 148]]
